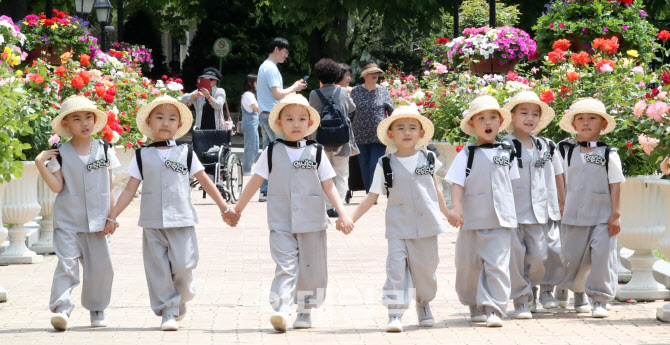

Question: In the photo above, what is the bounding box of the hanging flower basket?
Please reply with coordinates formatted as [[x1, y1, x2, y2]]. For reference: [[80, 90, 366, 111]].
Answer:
[[468, 57, 519, 74], [26, 45, 71, 66]]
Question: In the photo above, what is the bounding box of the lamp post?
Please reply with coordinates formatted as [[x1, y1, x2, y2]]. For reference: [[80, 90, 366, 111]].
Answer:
[[94, 0, 112, 51], [74, 0, 96, 18]]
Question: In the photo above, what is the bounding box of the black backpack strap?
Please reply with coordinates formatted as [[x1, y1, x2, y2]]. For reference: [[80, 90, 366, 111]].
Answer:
[[465, 145, 477, 177], [381, 156, 393, 197], [315, 89, 331, 108], [511, 139, 523, 168], [51, 143, 62, 167], [186, 144, 193, 174], [558, 141, 576, 167], [604, 145, 612, 174], [315, 143, 323, 168], [135, 147, 144, 180], [101, 140, 110, 162], [421, 150, 436, 176], [267, 141, 275, 174]]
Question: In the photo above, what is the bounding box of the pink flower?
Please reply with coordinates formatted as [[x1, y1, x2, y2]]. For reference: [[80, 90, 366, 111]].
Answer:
[[632, 66, 644, 75], [603, 26, 608, 32], [638, 133, 660, 155], [633, 99, 646, 117], [639, 81, 645, 88], [48, 133, 60, 146], [645, 101, 668, 122], [661, 156, 670, 175], [559, 23, 565, 29], [435, 64, 448, 74]]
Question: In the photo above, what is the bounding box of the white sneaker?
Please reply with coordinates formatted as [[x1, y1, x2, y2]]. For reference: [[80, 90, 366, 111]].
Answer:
[[592, 302, 609, 318], [176, 304, 187, 322], [160, 314, 179, 331], [539, 290, 559, 309], [385, 316, 403, 332], [90, 311, 108, 327], [416, 304, 434, 327], [469, 306, 487, 323], [606, 302, 612, 311], [529, 287, 538, 313], [510, 300, 532, 319], [258, 192, 267, 202], [51, 312, 68, 331], [486, 311, 503, 327], [293, 313, 311, 329], [270, 311, 289, 332], [555, 288, 569, 308], [574, 292, 591, 314]]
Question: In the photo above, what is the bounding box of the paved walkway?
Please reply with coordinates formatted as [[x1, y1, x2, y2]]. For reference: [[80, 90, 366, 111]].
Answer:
[[1, 182, 669, 345]]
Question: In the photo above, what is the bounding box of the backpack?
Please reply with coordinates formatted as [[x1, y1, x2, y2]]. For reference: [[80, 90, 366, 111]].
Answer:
[[314, 88, 350, 146], [52, 140, 110, 167], [267, 140, 323, 174], [381, 150, 436, 197], [558, 139, 613, 174], [136, 143, 193, 180], [464, 141, 516, 177]]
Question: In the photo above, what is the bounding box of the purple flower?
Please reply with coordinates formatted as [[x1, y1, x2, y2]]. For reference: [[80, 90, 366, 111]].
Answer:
[[582, 28, 589, 33], [45, 40, 50, 44], [622, 25, 628, 30], [41, 35, 47, 39], [640, 10, 647, 16], [603, 26, 608, 32], [584, 44, 590, 49]]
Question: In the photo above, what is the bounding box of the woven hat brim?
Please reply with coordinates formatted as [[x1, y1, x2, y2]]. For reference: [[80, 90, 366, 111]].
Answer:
[[136, 98, 194, 140], [51, 107, 108, 139], [460, 107, 512, 137], [559, 109, 616, 135], [361, 66, 384, 77], [377, 113, 434, 149], [268, 102, 321, 138], [503, 99, 556, 135]]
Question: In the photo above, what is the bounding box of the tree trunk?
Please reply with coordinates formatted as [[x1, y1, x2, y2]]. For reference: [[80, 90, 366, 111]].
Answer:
[[307, 18, 349, 65]]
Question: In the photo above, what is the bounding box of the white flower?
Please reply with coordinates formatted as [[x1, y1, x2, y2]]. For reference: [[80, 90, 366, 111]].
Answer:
[[111, 106, 119, 115], [110, 131, 120, 144], [393, 79, 401, 87], [167, 81, 183, 91], [600, 64, 614, 73], [96, 60, 104, 68], [633, 66, 644, 75], [411, 90, 425, 100], [381, 81, 389, 87], [0, 34, 4, 45], [141, 135, 148, 143], [155, 80, 165, 88]]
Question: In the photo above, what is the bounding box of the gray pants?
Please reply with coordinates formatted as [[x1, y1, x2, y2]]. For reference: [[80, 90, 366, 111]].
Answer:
[[557, 223, 617, 303], [269, 229, 327, 314], [49, 228, 113, 315], [142, 227, 199, 317], [383, 236, 439, 317], [455, 228, 512, 315], [509, 223, 547, 301], [540, 220, 563, 292]]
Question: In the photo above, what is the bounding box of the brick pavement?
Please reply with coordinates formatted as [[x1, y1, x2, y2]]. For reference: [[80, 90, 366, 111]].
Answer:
[[1, 182, 670, 345]]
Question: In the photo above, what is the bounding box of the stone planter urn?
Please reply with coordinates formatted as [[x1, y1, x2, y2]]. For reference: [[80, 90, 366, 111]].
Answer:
[[0, 162, 43, 265], [653, 179, 670, 321], [616, 176, 669, 301], [467, 57, 519, 74], [431, 142, 460, 207], [30, 176, 56, 254], [0, 181, 7, 301]]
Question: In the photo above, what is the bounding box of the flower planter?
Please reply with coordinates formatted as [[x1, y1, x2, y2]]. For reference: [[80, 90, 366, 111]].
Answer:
[[615, 176, 670, 301], [0, 181, 7, 301], [30, 176, 56, 254], [468, 58, 518, 74], [653, 179, 670, 321], [25, 45, 71, 66], [0, 162, 43, 265]]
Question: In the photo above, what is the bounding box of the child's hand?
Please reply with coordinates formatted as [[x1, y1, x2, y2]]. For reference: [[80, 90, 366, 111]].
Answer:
[[35, 149, 59, 165], [559, 202, 565, 216], [608, 215, 621, 237], [102, 219, 118, 235], [336, 215, 354, 235], [447, 209, 463, 228], [222, 208, 240, 227]]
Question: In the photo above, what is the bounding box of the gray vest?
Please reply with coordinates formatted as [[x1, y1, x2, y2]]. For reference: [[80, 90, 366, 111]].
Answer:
[[382, 151, 446, 239], [562, 145, 612, 226], [138, 145, 198, 228], [267, 143, 328, 233], [462, 146, 517, 230], [539, 138, 561, 221], [503, 134, 548, 224], [53, 140, 111, 232]]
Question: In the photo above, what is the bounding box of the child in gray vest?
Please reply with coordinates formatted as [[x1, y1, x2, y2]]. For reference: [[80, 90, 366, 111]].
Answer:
[[501, 91, 557, 318], [350, 105, 448, 333], [445, 95, 519, 327], [35, 96, 120, 331], [233, 94, 354, 332], [105, 96, 240, 331], [555, 98, 623, 318]]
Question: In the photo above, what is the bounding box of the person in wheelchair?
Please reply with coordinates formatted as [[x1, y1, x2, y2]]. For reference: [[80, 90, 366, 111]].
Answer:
[[104, 96, 240, 332], [234, 94, 354, 332]]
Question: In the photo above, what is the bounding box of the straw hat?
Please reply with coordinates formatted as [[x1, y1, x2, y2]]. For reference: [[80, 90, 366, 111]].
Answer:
[[376, 105, 434, 149], [503, 91, 556, 135], [268, 93, 321, 138], [460, 95, 511, 137], [51, 96, 107, 138], [360, 64, 384, 77], [136, 95, 193, 140], [559, 98, 616, 135]]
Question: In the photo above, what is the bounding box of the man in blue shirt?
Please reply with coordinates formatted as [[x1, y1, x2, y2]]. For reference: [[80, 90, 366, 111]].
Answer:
[[256, 37, 307, 201]]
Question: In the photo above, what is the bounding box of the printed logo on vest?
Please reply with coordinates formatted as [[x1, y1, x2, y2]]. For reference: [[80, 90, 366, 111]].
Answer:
[[293, 159, 318, 170], [493, 155, 512, 166], [415, 165, 435, 175], [165, 160, 188, 174], [584, 153, 606, 166], [542, 151, 553, 161], [86, 159, 110, 171], [534, 158, 547, 168]]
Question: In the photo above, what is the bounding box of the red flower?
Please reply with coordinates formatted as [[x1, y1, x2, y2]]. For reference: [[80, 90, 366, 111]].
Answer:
[[539, 90, 556, 104], [175, 78, 182, 83], [456, 145, 464, 153], [161, 75, 168, 80], [124, 125, 130, 133], [506, 71, 519, 81], [70, 75, 85, 89], [624, 142, 633, 150], [549, 23, 554, 29], [661, 69, 670, 85], [137, 139, 145, 146], [435, 37, 451, 45], [106, 88, 117, 96], [571, 51, 591, 66], [559, 23, 565, 29], [102, 125, 113, 142], [38, 14, 46, 19], [78, 70, 91, 84], [528, 51, 540, 60], [619, 0, 633, 4], [141, 93, 147, 98], [559, 85, 572, 98], [30, 73, 44, 84], [95, 85, 106, 97], [566, 71, 580, 82], [43, 19, 54, 26], [55, 65, 66, 77], [659, 30, 670, 41], [79, 54, 90, 66], [547, 49, 567, 64], [84, 91, 91, 96], [103, 94, 115, 103], [592, 37, 619, 54], [552, 39, 571, 51], [126, 141, 133, 149]]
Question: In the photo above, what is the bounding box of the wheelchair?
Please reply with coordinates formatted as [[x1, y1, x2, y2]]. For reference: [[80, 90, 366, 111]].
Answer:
[[190, 129, 243, 203]]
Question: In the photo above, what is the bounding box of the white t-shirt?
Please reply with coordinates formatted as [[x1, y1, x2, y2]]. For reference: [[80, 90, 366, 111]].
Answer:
[[445, 148, 520, 187], [48, 146, 121, 173], [241, 91, 258, 113], [560, 150, 625, 185], [369, 151, 443, 195], [128, 147, 204, 180], [551, 150, 564, 175], [252, 145, 336, 182]]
